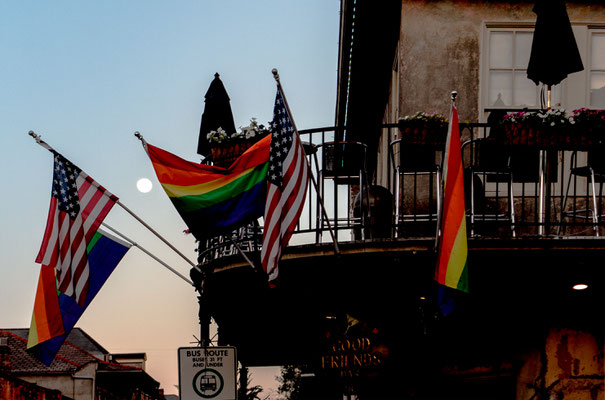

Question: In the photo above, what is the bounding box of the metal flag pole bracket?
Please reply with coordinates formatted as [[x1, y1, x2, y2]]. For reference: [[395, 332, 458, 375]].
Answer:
[[271, 69, 340, 255]]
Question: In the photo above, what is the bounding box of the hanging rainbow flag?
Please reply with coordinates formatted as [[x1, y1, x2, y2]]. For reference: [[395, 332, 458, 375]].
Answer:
[[435, 104, 469, 295], [144, 135, 270, 240], [28, 230, 130, 365]]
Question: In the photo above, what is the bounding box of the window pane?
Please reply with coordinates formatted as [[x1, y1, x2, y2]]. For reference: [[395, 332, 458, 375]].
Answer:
[[489, 71, 512, 106], [514, 71, 537, 106], [592, 33, 605, 70], [550, 84, 562, 108], [490, 32, 513, 68], [591, 72, 605, 107], [514, 32, 533, 69]]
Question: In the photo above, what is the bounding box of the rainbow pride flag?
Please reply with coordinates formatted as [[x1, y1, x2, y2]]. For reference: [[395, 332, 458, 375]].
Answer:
[[28, 230, 130, 365], [435, 104, 469, 298], [145, 135, 270, 239]]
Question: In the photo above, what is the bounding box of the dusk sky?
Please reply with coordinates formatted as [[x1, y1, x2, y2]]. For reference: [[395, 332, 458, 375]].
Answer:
[[0, 1, 340, 396]]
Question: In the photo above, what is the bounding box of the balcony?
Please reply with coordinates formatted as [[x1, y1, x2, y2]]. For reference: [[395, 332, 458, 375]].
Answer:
[[199, 123, 605, 261], [195, 123, 605, 368]]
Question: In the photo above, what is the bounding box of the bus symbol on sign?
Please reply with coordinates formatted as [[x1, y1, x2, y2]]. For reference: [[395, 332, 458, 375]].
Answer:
[[200, 374, 217, 393], [193, 369, 224, 398]]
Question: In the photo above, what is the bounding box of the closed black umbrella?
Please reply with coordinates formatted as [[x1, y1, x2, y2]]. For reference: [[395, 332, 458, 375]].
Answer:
[[197, 73, 237, 157], [527, 0, 584, 234], [527, 0, 583, 102]]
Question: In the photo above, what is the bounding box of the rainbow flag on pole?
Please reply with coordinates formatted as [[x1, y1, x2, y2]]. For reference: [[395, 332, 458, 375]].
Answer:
[[435, 103, 469, 303], [144, 135, 270, 240], [28, 230, 130, 365]]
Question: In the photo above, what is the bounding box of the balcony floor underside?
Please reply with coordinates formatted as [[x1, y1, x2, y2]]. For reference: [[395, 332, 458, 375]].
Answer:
[[202, 237, 605, 367]]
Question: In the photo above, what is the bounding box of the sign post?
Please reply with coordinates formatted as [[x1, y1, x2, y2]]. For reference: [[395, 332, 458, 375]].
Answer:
[[178, 346, 237, 400]]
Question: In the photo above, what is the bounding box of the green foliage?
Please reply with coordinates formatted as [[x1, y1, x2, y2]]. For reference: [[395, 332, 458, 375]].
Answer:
[[399, 111, 449, 129], [276, 365, 302, 400], [237, 367, 265, 400]]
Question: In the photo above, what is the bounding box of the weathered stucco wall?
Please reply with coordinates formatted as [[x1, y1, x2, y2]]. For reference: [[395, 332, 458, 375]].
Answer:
[[517, 328, 604, 400], [397, 1, 605, 122]]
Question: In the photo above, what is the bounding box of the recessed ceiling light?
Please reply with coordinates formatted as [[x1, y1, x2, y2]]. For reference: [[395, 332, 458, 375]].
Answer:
[[572, 283, 588, 291]]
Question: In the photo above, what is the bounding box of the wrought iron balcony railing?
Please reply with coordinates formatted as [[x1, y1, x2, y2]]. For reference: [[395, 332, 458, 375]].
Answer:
[[197, 123, 605, 265]]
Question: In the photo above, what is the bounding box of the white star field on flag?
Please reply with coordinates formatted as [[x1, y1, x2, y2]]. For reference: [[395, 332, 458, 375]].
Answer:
[[268, 93, 295, 187], [53, 155, 81, 219]]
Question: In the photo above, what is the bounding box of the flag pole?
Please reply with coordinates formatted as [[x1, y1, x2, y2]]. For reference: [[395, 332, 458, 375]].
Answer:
[[271, 69, 340, 255], [118, 193, 200, 271], [101, 222, 194, 286], [28, 130, 200, 272], [434, 91, 457, 251]]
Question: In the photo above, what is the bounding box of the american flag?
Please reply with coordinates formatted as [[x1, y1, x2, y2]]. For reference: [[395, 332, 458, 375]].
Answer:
[[261, 85, 309, 286], [36, 153, 117, 306]]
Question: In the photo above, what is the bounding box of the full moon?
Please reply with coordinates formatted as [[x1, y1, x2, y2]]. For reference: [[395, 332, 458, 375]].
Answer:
[[136, 178, 153, 193]]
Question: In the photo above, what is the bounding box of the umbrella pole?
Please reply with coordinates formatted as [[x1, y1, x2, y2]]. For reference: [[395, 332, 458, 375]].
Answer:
[[538, 84, 553, 235]]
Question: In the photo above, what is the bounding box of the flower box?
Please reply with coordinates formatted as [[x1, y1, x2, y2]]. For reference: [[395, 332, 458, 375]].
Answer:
[[211, 140, 254, 167], [398, 112, 448, 146], [502, 123, 596, 150], [562, 129, 595, 150], [567, 108, 605, 149], [399, 125, 448, 146], [500, 109, 604, 150], [207, 118, 269, 167]]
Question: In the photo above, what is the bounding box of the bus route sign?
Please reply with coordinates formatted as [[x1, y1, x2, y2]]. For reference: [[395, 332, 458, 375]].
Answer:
[[178, 346, 237, 400]]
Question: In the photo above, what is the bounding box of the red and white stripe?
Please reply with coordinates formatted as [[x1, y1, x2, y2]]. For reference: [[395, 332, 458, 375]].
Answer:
[[36, 171, 117, 306], [261, 133, 308, 285]]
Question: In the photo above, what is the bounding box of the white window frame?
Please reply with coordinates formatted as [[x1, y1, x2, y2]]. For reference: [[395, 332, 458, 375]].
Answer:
[[480, 21, 605, 120], [588, 27, 605, 108], [480, 22, 559, 121]]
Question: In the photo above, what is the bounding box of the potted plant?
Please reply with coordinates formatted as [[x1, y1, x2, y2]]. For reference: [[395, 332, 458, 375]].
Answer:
[[398, 111, 448, 145], [208, 118, 270, 167]]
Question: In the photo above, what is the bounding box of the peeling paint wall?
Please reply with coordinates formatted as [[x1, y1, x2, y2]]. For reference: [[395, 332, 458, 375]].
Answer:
[[517, 328, 604, 400]]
